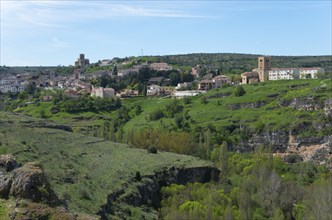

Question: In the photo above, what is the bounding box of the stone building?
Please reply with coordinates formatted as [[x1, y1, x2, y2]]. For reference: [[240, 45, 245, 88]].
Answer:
[[241, 72, 260, 84], [75, 54, 90, 67], [256, 56, 271, 82], [90, 87, 115, 98], [242, 56, 324, 84]]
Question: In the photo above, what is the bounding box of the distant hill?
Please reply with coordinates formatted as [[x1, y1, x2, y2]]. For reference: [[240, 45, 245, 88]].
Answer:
[[1, 53, 331, 76], [139, 53, 332, 74]]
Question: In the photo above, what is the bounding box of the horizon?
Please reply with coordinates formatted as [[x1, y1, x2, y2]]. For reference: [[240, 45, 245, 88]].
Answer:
[[1, 1, 331, 66]]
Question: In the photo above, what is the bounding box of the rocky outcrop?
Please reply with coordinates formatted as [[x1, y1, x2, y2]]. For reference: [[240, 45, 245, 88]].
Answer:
[[0, 156, 58, 205], [279, 96, 324, 111], [236, 131, 331, 165], [228, 101, 266, 110], [0, 155, 18, 172], [289, 97, 324, 110], [237, 130, 328, 153], [28, 123, 73, 132], [237, 131, 289, 153], [324, 98, 332, 118], [98, 166, 220, 219]]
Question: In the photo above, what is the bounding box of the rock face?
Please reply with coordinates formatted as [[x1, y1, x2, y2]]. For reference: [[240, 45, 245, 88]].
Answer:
[[0, 156, 58, 205], [228, 101, 266, 110], [288, 97, 324, 111], [98, 166, 220, 219], [0, 155, 18, 172], [324, 98, 332, 118]]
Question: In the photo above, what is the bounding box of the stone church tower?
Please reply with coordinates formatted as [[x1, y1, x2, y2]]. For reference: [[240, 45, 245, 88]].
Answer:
[[257, 56, 271, 82]]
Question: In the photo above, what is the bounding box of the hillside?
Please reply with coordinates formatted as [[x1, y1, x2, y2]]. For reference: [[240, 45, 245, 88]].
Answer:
[[138, 53, 332, 74], [1, 53, 331, 77], [0, 112, 215, 218], [10, 79, 332, 165]]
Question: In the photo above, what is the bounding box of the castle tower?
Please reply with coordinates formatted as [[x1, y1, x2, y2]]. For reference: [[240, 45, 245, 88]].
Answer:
[[75, 53, 90, 67], [257, 56, 271, 82]]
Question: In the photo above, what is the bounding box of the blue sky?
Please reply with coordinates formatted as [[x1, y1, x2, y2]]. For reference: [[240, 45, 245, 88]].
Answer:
[[1, 1, 331, 66]]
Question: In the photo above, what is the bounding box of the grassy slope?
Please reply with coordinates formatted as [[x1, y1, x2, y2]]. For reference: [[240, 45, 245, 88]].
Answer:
[[123, 79, 332, 132], [12, 79, 332, 135], [0, 113, 211, 216]]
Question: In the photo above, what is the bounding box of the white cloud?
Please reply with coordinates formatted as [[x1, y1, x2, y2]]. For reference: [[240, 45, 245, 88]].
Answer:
[[51, 37, 70, 48], [1, 1, 205, 30]]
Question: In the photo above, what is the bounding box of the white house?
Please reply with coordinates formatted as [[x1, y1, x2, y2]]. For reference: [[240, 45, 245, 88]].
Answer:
[[147, 85, 160, 96], [299, 68, 324, 79], [175, 82, 192, 90], [268, 68, 300, 80]]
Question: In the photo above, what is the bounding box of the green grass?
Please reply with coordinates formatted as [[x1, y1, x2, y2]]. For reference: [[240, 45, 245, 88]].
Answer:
[[0, 199, 9, 220], [0, 112, 211, 216]]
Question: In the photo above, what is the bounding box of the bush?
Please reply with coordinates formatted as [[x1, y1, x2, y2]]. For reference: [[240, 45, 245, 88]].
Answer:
[[201, 96, 208, 104], [149, 109, 164, 121], [165, 100, 183, 117], [284, 154, 303, 164], [147, 146, 158, 154], [50, 107, 60, 114], [234, 85, 246, 97], [183, 97, 192, 104], [39, 109, 46, 118], [135, 171, 142, 181]]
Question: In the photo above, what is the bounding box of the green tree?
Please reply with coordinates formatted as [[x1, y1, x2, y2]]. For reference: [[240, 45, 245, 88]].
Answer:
[[39, 109, 46, 118], [234, 85, 246, 97], [18, 91, 29, 100], [135, 104, 142, 115], [112, 65, 118, 76], [219, 141, 229, 184], [26, 82, 36, 95]]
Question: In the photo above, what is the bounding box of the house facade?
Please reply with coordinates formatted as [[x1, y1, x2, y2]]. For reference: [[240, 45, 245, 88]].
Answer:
[[0, 78, 25, 93], [299, 68, 324, 79], [241, 72, 259, 84], [213, 75, 230, 87], [147, 85, 160, 96], [268, 68, 300, 80], [197, 80, 214, 90], [90, 87, 115, 98], [149, 63, 172, 71]]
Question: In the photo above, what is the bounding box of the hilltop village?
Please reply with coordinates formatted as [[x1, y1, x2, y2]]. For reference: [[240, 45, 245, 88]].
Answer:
[[0, 54, 331, 220], [0, 54, 325, 99]]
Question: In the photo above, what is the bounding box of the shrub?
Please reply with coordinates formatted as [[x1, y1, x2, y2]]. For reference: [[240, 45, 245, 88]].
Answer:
[[39, 109, 46, 118], [183, 97, 192, 104], [50, 107, 60, 114], [165, 100, 183, 117], [201, 96, 208, 104], [234, 85, 246, 97], [147, 146, 158, 154], [135, 171, 142, 181], [149, 109, 164, 121], [284, 154, 303, 164]]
